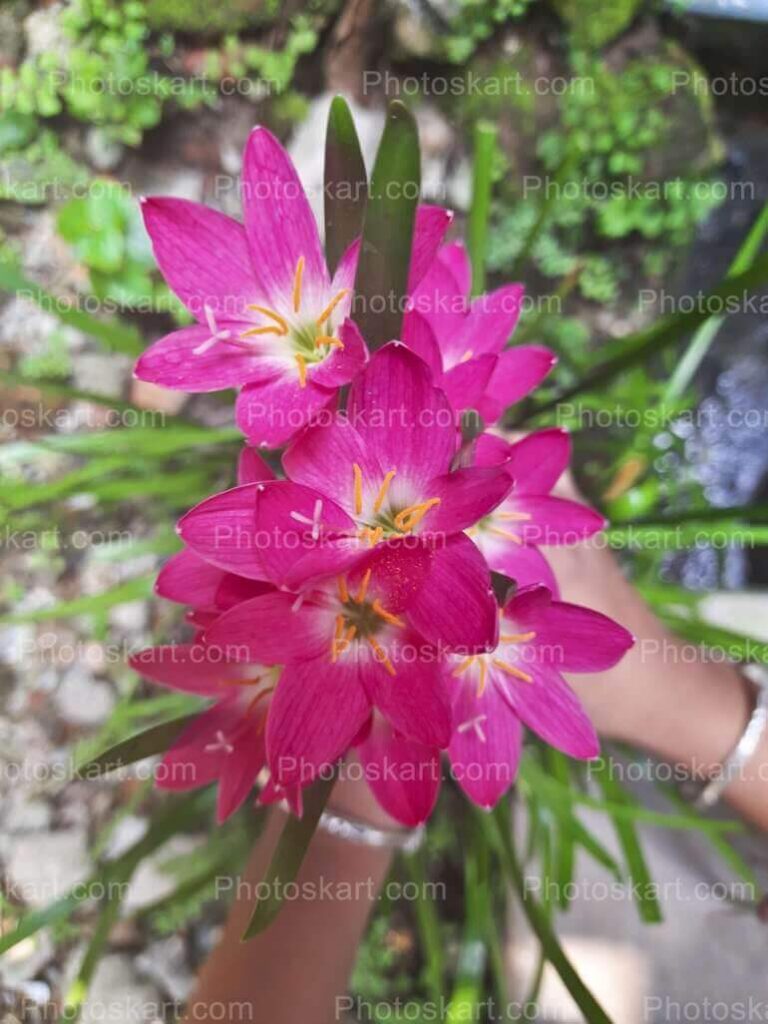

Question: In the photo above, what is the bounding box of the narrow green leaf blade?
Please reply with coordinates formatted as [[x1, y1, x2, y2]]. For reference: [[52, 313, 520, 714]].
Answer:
[[353, 100, 420, 350], [324, 95, 367, 275], [485, 803, 614, 1024], [76, 714, 196, 778], [242, 771, 336, 938], [467, 120, 497, 296]]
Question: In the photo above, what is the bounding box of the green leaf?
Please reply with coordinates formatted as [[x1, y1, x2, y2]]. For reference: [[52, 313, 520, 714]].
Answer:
[[591, 758, 663, 924], [467, 120, 497, 297], [353, 100, 420, 350], [0, 574, 154, 625], [242, 771, 337, 938], [484, 802, 615, 1024], [76, 714, 197, 778], [324, 95, 367, 276], [664, 199, 768, 402]]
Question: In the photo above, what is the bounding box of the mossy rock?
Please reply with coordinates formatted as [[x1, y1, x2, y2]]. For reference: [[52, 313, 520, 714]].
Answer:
[[548, 0, 643, 49], [144, 0, 340, 37], [144, 0, 280, 35]]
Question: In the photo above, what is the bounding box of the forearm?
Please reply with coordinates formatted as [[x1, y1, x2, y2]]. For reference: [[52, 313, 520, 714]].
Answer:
[[550, 544, 768, 829], [187, 805, 393, 1024]]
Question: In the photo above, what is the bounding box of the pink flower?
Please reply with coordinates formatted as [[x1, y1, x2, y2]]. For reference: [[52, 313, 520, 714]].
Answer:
[[134, 126, 452, 446], [356, 714, 441, 827], [202, 554, 453, 789], [403, 242, 556, 423], [448, 585, 634, 808], [469, 428, 606, 594], [129, 643, 278, 823], [177, 345, 512, 652]]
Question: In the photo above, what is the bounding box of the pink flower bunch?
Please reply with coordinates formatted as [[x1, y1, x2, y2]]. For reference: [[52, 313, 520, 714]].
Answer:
[[132, 127, 633, 826]]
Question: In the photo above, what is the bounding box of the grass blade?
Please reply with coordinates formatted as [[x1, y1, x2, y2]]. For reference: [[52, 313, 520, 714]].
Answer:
[[324, 95, 367, 275], [242, 771, 336, 938], [76, 714, 196, 778], [353, 100, 420, 350]]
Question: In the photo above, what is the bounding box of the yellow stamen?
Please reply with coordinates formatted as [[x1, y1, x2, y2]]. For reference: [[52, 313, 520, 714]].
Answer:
[[452, 656, 475, 677], [355, 568, 372, 604], [239, 325, 285, 338], [492, 658, 533, 683], [372, 599, 404, 628], [368, 635, 396, 676], [352, 463, 363, 516], [459, 348, 474, 363], [315, 334, 344, 349], [245, 686, 274, 717], [295, 353, 307, 388], [393, 498, 441, 533], [373, 470, 397, 515], [477, 658, 488, 697], [293, 256, 305, 314], [337, 575, 350, 603], [488, 526, 523, 544], [496, 511, 533, 522], [359, 526, 384, 547], [317, 289, 349, 327], [246, 305, 289, 335], [500, 631, 537, 644], [331, 614, 345, 662]]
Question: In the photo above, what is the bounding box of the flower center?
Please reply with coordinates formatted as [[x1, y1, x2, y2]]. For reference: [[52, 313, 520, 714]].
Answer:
[[453, 630, 536, 696], [351, 464, 441, 545], [330, 571, 403, 676], [193, 256, 349, 388]]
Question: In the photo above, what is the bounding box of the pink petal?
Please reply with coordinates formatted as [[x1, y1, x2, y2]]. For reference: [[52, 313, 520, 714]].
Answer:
[[479, 539, 560, 597], [249, 480, 358, 586], [407, 534, 498, 653], [134, 324, 280, 392], [505, 428, 570, 494], [267, 657, 370, 786], [409, 255, 466, 351], [448, 673, 522, 808], [217, 727, 267, 822], [236, 372, 336, 447], [408, 205, 454, 293], [362, 631, 451, 748], [494, 661, 599, 760], [237, 446, 276, 485], [425, 466, 513, 535], [129, 644, 242, 695], [330, 237, 361, 297], [401, 309, 443, 375], [504, 585, 634, 672], [140, 197, 260, 321], [203, 592, 332, 664], [177, 483, 267, 580], [477, 346, 557, 424], [463, 284, 525, 356], [156, 701, 247, 792], [241, 127, 328, 307], [282, 415, 381, 516], [511, 495, 606, 545], [347, 344, 457, 487], [438, 241, 471, 297], [155, 549, 227, 611], [213, 574, 274, 611], [440, 354, 496, 414], [308, 318, 368, 389], [473, 432, 514, 469], [358, 717, 441, 826]]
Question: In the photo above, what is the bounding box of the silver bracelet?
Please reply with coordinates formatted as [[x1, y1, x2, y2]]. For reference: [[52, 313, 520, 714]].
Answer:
[[316, 810, 425, 853], [695, 663, 768, 809]]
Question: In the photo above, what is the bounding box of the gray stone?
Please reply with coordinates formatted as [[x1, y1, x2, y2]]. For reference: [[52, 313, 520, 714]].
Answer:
[[2, 829, 89, 909], [54, 668, 115, 727]]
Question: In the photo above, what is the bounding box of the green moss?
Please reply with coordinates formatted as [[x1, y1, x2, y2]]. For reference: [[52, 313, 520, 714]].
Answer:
[[144, 0, 280, 36]]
